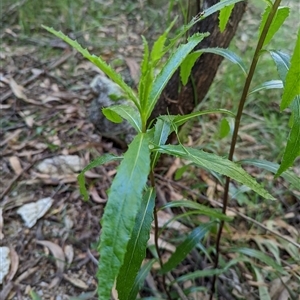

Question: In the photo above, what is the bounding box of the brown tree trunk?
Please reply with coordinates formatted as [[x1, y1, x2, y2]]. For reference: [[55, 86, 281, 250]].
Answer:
[[151, 0, 247, 118]]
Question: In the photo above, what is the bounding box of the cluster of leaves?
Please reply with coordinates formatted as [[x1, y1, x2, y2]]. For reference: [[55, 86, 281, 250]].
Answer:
[[43, 0, 299, 298]]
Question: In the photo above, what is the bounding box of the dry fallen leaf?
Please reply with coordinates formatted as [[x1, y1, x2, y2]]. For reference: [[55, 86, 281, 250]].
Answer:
[[148, 233, 176, 253], [17, 197, 54, 228], [64, 245, 74, 265], [0, 247, 11, 284], [19, 110, 35, 128], [9, 77, 28, 101], [124, 57, 140, 85], [89, 186, 107, 203], [0, 208, 4, 240], [155, 211, 189, 232], [8, 156, 23, 175], [63, 274, 88, 290], [36, 155, 84, 175], [6, 246, 19, 281], [36, 240, 65, 273]]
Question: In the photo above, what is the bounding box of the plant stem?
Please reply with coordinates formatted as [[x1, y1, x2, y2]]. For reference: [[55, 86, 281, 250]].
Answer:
[[210, 0, 282, 298], [150, 170, 172, 300]]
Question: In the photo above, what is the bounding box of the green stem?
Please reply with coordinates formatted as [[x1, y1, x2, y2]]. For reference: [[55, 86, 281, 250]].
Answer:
[[210, 0, 282, 298]]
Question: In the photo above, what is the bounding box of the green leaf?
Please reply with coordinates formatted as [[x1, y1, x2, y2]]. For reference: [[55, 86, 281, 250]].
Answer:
[[240, 158, 300, 189], [176, 256, 251, 283], [117, 188, 155, 300], [102, 107, 123, 123], [128, 259, 156, 300], [269, 50, 290, 82], [138, 36, 152, 110], [77, 154, 122, 201], [276, 96, 300, 177], [151, 117, 173, 169], [146, 33, 209, 120], [160, 200, 232, 221], [219, 118, 231, 138], [173, 109, 235, 128], [175, 165, 189, 180], [180, 52, 203, 85], [200, 48, 247, 74], [29, 291, 42, 300], [153, 117, 172, 146], [150, 18, 177, 64], [259, 6, 290, 47], [169, 0, 243, 48], [229, 247, 284, 273], [253, 267, 271, 300], [218, 1, 234, 32], [281, 28, 300, 110], [42, 26, 140, 110], [161, 223, 214, 274], [181, 47, 247, 85], [102, 104, 142, 132], [97, 133, 151, 299], [177, 268, 225, 282], [249, 80, 283, 94], [204, 0, 244, 18], [154, 145, 275, 200]]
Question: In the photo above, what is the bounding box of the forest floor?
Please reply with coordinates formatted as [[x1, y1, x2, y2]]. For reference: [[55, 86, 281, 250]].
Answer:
[[1, 1, 299, 299]]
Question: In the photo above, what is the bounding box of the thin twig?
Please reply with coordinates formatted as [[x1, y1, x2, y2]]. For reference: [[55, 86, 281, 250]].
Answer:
[[150, 171, 172, 300], [210, 1, 283, 297]]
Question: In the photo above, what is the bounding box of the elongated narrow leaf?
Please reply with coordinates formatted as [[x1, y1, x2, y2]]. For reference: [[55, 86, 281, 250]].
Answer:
[[161, 223, 213, 274], [240, 159, 300, 189], [154, 145, 274, 200], [150, 18, 177, 64], [177, 268, 225, 283], [153, 117, 172, 146], [146, 33, 209, 120], [160, 200, 232, 221], [181, 48, 246, 85], [180, 52, 203, 85], [253, 267, 271, 300], [176, 256, 251, 283], [77, 154, 122, 201], [102, 104, 142, 132], [199, 48, 247, 74], [281, 28, 300, 110], [204, 0, 244, 18], [97, 133, 151, 299], [151, 117, 172, 169], [168, 0, 243, 50], [128, 259, 156, 300], [229, 248, 284, 273], [173, 109, 235, 127], [218, 1, 234, 32], [249, 80, 283, 94], [269, 50, 290, 82], [117, 188, 155, 300], [139, 36, 152, 109], [276, 96, 300, 177], [259, 6, 290, 47], [42, 26, 140, 109]]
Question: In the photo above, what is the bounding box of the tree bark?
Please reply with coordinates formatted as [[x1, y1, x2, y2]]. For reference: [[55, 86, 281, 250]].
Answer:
[[151, 0, 247, 118]]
